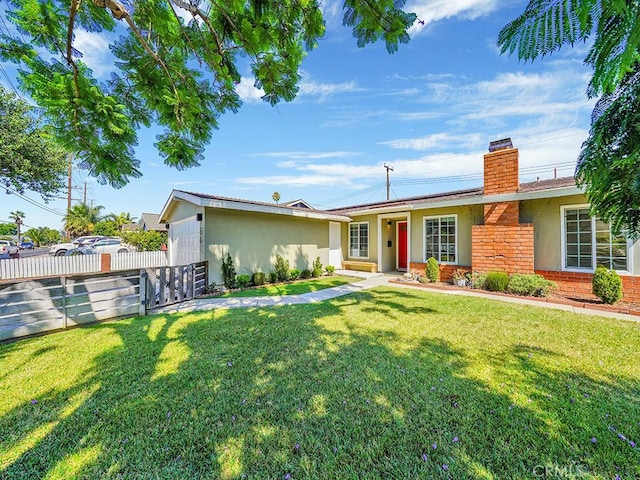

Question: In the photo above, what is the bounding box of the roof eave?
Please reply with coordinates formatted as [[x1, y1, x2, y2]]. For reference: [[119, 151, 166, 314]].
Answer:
[[342, 185, 584, 216], [161, 190, 352, 223]]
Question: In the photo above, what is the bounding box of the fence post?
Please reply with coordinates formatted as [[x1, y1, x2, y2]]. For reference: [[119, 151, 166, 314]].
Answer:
[[139, 270, 147, 316], [100, 253, 111, 272], [61, 276, 68, 329]]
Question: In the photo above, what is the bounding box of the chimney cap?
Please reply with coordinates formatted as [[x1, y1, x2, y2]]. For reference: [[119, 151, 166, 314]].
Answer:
[[488, 138, 513, 152]]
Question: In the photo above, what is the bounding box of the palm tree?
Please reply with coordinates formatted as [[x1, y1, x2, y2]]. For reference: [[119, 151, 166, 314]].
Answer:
[[63, 203, 104, 238], [498, 1, 640, 233], [272, 192, 281, 204], [108, 212, 138, 231], [9, 210, 25, 242]]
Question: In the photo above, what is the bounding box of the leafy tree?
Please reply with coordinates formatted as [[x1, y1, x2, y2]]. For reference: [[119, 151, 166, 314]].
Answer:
[[0, 1, 416, 188], [0, 223, 17, 236], [498, 1, 640, 234], [9, 210, 25, 241], [120, 230, 167, 251], [24, 227, 62, 246], [63, 203, 105, 237], [94, 220, 119, 237], [0, 87, 68, 200]]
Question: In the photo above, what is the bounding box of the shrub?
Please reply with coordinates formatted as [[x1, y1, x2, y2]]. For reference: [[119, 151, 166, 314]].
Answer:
[[252, 271, 265, 286], [312, 256, 323, 278], [274, 255, 290, 282], [300, 269, 312, 279], [268, 271, 277, 283], [325, 265, 335, 276], [221, 252, 236, 289], [507, 273, 556, 297], [289, 268, 301, 280], [426, 257, 439, 283], [471, 272, 487, 289], [236, 274, 251, 289], [592, 267, 622, 304], [485, 271, 509, 292], [203, 282, 218, 294], [120, 230, 168, 252]]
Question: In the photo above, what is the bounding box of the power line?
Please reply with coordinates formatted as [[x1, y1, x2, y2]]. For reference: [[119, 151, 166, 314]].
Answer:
[[1, 185, 66, 216]]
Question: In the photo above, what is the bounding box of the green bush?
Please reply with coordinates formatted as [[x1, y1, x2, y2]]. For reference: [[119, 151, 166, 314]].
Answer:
[[471, 272, 487, 289], [120, 230, 168, 252], [221, 252, 236, 289], [289, 268, 301, 280], [325, 265, 335, 276], [300, 269, 312, 279], [592, 267, 622, 304], [268, 271, 277, 283], [485, 271, 509, 292], [426, 257, 440, 283], [507, 273, 556, 297], [312, 257, 323, 278], [236, 274, 251, 289], [252, 271, 265, 286], [274, 255, 290, 282]]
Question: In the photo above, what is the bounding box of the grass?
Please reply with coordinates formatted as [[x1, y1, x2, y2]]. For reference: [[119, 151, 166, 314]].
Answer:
[[1, 287, 639, 479], [220, 275, 355, 298]]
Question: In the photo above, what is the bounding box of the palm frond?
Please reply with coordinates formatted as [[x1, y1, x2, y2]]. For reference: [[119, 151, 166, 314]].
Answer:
[[497, 0, 598, 60]]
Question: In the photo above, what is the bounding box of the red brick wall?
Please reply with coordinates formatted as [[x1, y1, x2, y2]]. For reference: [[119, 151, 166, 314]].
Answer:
[[409, 262, 469, 282], [536, 269, 640, 303], [100, 253, 111, 272], [471, 224, 534, 273], [484, 201, 519, 225], [484, 147, 519, 195]]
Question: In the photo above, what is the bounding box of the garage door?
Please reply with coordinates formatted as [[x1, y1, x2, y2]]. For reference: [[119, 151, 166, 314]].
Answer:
[[169, 215, 202, 266]]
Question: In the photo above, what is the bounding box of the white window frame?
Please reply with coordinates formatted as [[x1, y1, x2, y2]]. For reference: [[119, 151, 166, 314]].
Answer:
[[560, 205, 632, 273], [349, 221, 369, 259], [423, 214, 458, 264]]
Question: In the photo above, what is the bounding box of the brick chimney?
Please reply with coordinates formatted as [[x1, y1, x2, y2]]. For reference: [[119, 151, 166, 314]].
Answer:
[[484, 138, 519, 196], [483, 138, 519, 226], [471, 138, 534, 273]]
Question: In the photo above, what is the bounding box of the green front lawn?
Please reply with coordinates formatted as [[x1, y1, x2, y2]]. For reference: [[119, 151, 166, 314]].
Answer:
[[1, 287, 638, 479], [220, 275, 356, 298]]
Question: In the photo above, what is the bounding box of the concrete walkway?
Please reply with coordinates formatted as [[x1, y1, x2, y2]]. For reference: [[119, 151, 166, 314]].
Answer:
[[151, 270, 639, 323]]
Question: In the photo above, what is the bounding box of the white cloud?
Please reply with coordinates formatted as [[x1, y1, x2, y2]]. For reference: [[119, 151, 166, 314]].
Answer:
[[379, 133, 484, 151], [253, 151, 361, 161], [236, 72, 360, 104], [407, 0, 501, 35], [73, 30, 115, 78], [235, 77, 265, 104], [298, 79, 360, 101]]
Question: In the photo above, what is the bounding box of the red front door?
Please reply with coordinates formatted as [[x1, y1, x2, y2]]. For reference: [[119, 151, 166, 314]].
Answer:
[[398, 221, 408, 270]]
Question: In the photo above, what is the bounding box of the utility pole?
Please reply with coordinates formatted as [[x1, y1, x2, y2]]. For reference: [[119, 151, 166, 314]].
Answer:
[[83, 181, 87, 205], [66, 153, 73, 240], [384, 163, 394, 201]]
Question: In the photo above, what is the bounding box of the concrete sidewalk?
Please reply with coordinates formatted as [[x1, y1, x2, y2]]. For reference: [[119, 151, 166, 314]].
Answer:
[[152, 270, 390, 314], [151, 270, 639, 323]]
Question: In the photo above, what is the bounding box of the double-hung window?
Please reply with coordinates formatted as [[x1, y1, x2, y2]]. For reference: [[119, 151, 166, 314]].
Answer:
[[424, 215, 457, 263], [349, 222, 369, 258], [563, 206, 629, 272]]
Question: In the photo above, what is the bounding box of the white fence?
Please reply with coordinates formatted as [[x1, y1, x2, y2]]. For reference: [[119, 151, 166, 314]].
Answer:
[[0, 251, 169, 281]]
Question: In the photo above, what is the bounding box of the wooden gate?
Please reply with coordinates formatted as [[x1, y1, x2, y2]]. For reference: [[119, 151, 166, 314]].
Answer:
[[143, 261, 207, 310]]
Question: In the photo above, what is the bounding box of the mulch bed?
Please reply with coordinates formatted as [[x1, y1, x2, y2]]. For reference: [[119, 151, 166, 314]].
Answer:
[[388, 279, 640, 317]]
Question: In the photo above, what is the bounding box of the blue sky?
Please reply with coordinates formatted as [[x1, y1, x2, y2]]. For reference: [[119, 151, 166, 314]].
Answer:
[[1, 0, 595, 231]]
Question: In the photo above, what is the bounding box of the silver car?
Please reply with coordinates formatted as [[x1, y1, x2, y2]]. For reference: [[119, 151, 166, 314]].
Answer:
[[91, 238, 131, 254]]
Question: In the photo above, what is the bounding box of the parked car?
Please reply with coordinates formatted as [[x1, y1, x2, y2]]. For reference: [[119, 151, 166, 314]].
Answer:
[[0, 240, 19, 259], [91, 238, 131, 254], [19, 240, 34, 250], [49, 236, 105, 256]]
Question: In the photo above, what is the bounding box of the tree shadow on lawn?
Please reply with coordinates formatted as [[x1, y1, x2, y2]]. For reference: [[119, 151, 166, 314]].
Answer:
[[1, 289, 639, 479]]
